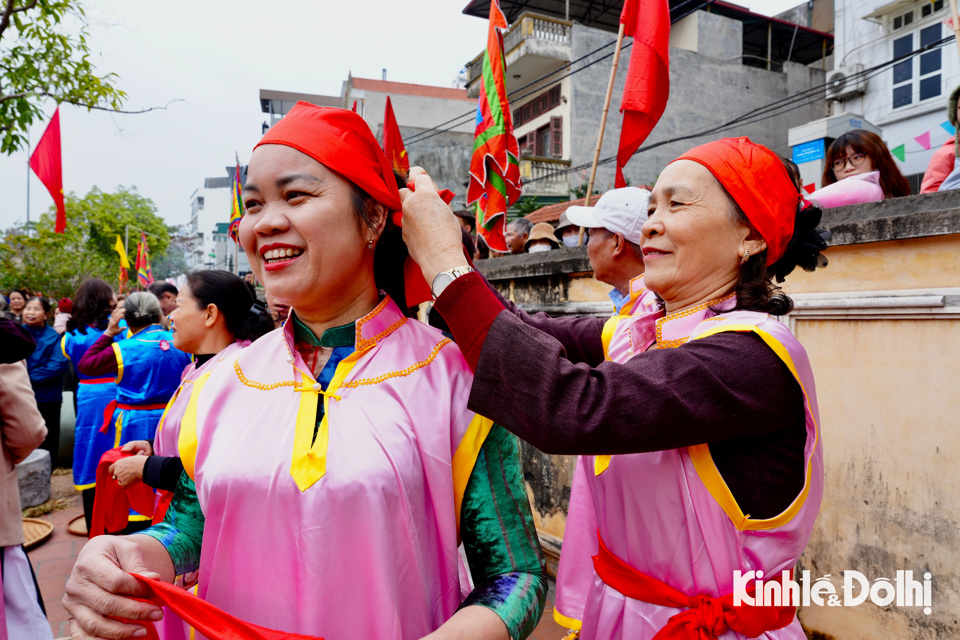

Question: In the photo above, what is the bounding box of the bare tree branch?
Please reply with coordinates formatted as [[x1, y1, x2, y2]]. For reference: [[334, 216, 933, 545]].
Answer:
[[56, 96, 186, 114], [0, 90, 185, 114]]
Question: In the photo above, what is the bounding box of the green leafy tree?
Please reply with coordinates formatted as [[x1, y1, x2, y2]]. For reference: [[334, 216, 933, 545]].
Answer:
[[0, 0, 127, 154], [569, 182, 600, 199], [513, 196, 541, 217], [0, 186, 168, 298]]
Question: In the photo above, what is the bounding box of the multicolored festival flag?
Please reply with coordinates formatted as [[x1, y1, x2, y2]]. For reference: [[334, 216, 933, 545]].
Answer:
[[135, 232, 154, 287], [382, 97, 410, 175], [467, 0, 522, 253], [616, 0, 670, 187], [29, 107, 67, 233], [228, 154, 244, 243]]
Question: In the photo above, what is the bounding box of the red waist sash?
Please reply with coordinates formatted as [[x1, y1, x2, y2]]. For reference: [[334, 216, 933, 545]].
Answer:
[[90, 449, 156, 537], [592, 534, 794, 639], [80, 377, 114, 385], [100, 400, 169, 433], [128, 574, 324, 640]]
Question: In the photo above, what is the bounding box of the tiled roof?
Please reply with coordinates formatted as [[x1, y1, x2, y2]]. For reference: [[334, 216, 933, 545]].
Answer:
[[524, 197, 587, 224], [351, 77, 470, 101]]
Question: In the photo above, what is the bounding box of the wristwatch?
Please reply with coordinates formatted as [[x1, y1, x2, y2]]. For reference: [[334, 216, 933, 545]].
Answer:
[[431, 266, 475, 300]]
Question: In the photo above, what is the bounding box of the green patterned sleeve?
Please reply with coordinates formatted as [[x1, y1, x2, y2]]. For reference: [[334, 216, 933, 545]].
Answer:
[[139, 471, 205, 576], [459, 424, 548, 639]]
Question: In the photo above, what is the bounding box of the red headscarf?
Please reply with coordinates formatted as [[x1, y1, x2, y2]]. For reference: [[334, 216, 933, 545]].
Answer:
[[673, 137, 799, 265], [254, 101, 402, 212]]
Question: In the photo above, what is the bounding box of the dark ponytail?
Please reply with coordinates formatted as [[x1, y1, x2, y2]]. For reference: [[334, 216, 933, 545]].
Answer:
[[185, 271, 274, 342]]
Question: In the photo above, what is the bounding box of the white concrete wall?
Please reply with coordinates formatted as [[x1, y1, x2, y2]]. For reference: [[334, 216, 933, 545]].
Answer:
[[353, 89, 476, 138], [834, 0, 959, 177]]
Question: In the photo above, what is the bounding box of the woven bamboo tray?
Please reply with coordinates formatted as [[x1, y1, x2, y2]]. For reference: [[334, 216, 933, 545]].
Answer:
[[22, 517, 54, 550]]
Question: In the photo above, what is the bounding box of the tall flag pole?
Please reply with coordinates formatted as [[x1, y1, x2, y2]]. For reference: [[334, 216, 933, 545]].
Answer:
[[136, 232, 154, 288], [615, 0, 670, 188], [29, 107, 67, 233], [467, 0, 522, 254], [382, 97, 410, 175]]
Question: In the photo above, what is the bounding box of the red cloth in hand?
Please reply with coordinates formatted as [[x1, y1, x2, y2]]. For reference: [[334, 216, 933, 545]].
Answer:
[[592, 533, 794, 639], [90, 448, 156, 537], [129, 574, 324, 640], [393, 182, 457, 307]]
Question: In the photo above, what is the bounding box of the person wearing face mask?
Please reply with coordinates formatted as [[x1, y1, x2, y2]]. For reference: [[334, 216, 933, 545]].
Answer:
[[565, 187, 651, 315], [524, 222, 560, 253], [555, 212, 583, 248], [22, 296, 70, 462]]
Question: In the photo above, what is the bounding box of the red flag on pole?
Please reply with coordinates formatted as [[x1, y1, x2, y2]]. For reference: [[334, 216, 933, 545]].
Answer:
[[351, 100, 358, 113], [29, 107, 66, 233], [382, 97, 410, 175], [616, 0, 670, 188]]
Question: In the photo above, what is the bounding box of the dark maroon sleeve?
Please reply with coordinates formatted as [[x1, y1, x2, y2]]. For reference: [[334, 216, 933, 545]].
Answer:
[[432, 272, 606, 370], [466, 311, 803, 456], [77, 333, 119, 377]]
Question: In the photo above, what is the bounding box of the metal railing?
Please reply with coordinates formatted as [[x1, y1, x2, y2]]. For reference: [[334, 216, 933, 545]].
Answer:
[[521, 158, 571, 195], [466, 13, 572, 87]]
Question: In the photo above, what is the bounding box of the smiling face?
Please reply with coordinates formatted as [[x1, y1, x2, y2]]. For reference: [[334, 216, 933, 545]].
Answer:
[[8, 291, 25, 313], [22, 298, 48, 327], [642, 160, 760, 312], [240, 145, 381, 321], [169, 282, 208, 353]]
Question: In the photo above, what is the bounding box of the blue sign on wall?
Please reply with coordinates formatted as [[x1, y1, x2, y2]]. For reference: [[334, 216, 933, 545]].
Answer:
[[792, 138, 826, 164]]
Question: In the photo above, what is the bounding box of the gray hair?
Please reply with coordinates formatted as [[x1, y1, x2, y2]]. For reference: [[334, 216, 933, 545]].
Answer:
[[124, 291, 162, 327], [509, 218, 533, 236]]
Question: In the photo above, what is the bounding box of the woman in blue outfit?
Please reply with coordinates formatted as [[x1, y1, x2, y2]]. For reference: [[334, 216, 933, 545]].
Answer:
[[78, 292, 191, 531], [22, 296, 70, 464], [62, 278, 120, 531]]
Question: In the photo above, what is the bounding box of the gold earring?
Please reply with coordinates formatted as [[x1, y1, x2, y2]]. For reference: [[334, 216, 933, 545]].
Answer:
[[739, 249, 750, 265], [367, 239, 375, 251]]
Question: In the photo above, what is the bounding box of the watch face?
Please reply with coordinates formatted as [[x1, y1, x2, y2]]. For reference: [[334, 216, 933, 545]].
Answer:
[[432, 272, 454, 298]]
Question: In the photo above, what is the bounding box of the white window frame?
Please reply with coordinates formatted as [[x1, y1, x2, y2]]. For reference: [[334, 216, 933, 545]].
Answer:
[[890, 15, 945, 112]]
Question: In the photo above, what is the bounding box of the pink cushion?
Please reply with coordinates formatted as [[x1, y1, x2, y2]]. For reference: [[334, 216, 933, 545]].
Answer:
[[808, 171, 884, 208]]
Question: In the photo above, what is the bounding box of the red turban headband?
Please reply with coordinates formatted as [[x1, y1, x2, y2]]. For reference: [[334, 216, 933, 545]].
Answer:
[[673, 137, 799, 265], [254, 101, 402, 212]]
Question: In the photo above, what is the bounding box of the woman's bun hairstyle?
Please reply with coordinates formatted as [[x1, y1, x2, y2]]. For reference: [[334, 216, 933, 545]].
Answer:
[[185, 270, 274, 342], [124, 292, 163, 328], [769, 200, 831, 284]]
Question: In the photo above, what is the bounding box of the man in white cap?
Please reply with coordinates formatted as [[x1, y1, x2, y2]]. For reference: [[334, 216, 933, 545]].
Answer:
[[565, 187, 650, 314]]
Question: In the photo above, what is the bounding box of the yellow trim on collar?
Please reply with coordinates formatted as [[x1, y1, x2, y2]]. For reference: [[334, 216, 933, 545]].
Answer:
[[178, 373, 211, 481], [289, 349, 366, 492], [451, 414, 495, 539], [686, 324, 820, 531], [112, 342, 124, 384], [553, 607, 583, 631]]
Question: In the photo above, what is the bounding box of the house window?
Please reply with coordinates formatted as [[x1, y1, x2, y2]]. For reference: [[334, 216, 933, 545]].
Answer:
[[892, 23, 942, 109], [527, 116, 563, 158], [513, 85, 562, 127], [893, 10, 913, 30], [921, 0, 944, 18]]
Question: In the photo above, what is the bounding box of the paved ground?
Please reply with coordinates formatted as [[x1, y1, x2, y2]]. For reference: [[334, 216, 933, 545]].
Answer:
[[26, 471, 571, 639]]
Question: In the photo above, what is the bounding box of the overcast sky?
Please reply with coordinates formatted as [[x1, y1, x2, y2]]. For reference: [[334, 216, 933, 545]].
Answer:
[[0, 0, 803, 233]]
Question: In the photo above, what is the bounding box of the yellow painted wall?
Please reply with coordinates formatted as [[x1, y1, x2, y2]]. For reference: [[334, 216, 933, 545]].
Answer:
[[795, 318, 960, 638], [782, 234, 960, 294]]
